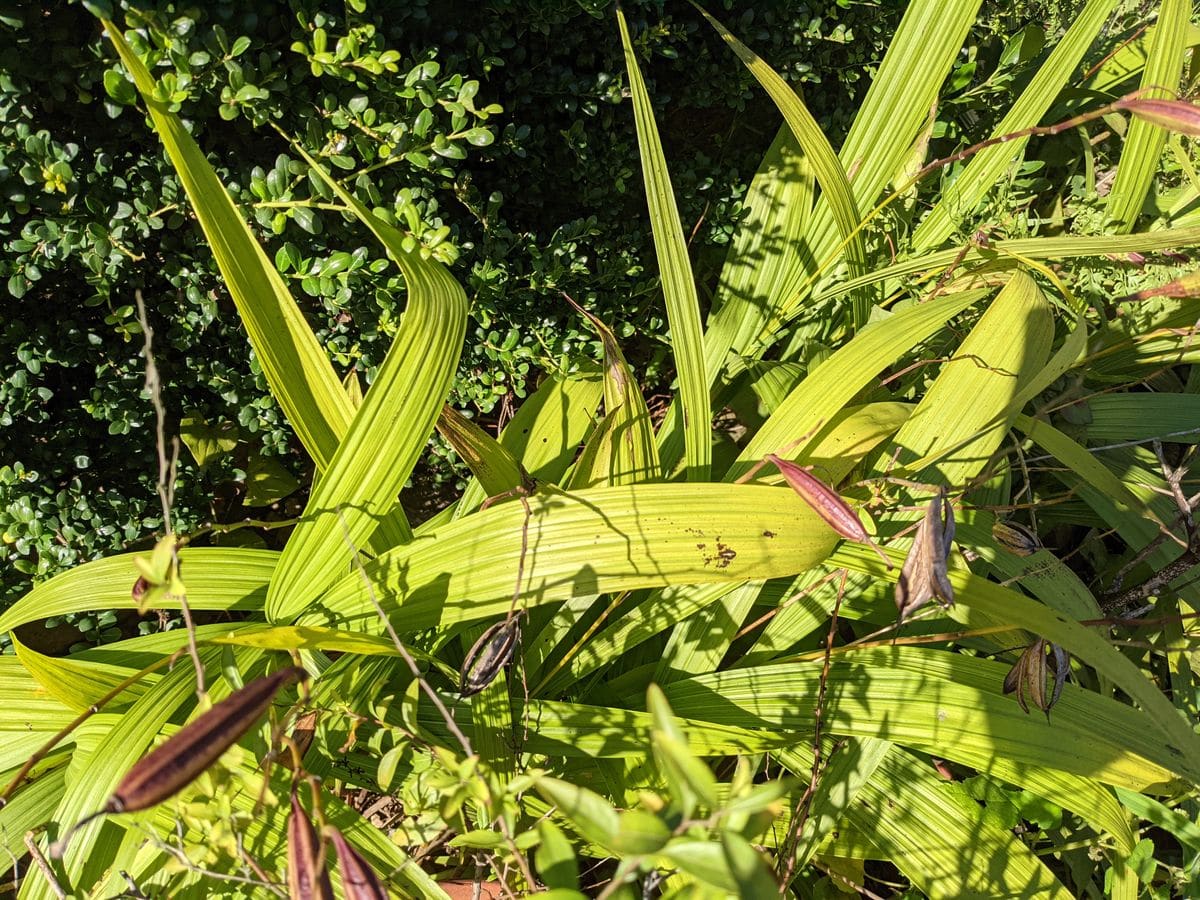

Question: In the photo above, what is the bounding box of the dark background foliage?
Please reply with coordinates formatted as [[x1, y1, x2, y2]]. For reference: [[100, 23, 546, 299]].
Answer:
[[0, 0, 1061, 613]]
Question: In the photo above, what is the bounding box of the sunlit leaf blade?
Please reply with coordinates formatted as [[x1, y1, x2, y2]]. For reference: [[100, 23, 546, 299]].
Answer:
[[1105, 0, 1190, 230], [565, 302, 661, 487], [656, 127, 814, 470], [102, 22, 354, 476], [831, 543, 1200, 775], [420, 693, 1127, 851], [822, 227, 1200, 302], [779, 745, 1073, 898], [13, 635, 159, 713], [450, 369, 603, 521], [617, 8, 710, 481], [266, 150, 468, 622], [884, 271, 1052, 488], [788, 738, 890, 871], [0, 753, 68, 879], [1013, 415, 1166, 562], [0, 657, 76, 772], [436, 404, 529, 498], [303, 483, 840, 632], [667, 644, 1186, 789], [693, 4, 866, 299], [958, 508, 1100, 621], [0, 548, 275, 634], [708, 127, 813, 379], [729, 290, 988, 482], [539, 582, 739, 695], [655, 579, 764, 683], [23, 655, 217, 899], [1114, 787, 1200, 853], [912, 0, 1120, 249]]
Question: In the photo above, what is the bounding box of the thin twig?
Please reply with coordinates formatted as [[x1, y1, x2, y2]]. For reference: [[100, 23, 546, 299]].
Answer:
[[151, 837, 284, 894], [335, 511, 474, 756], [235, 833, 287, 898], [779, 568, 847, 886], [811, 858, 888, 900], [23, 833, 65, 899], [732, 571, 841, 641], [1102, 442, 1199, 613], [119, 871, 151, 899], [135, 291, 204, 699]]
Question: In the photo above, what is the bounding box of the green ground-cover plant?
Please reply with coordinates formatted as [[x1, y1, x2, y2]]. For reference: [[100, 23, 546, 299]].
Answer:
[[3, 1, 1200, 897]]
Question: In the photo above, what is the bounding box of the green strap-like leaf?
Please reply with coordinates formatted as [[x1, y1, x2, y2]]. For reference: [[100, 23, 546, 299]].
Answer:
[[0, 548, 275, 634], [912, 0, 1121, 249], [266, 152, 468, 622], [22, 653, 219, 898], [617, 8, 710, 481], [1105, 0, 1190, 230], [789, 738, 891, 871], [822, 226, 1200, 301], [449, 369, 603, 522], [0, 751, 69, 879], [566, 305, 661, 487], [102, 23, 352, 477], [694, 4, 866, 299], [304, 482, 840, 633], [1082, 394, 1200, 444], [437, 404, 530, 498], [668, 644, 1185, 789], [12, 634, 160, 713], [656, 127, 814, 470], [1013, 415, 1163, 557], [729, 290, 988, 482], [779, 744, 1073, 898], [882, 271, 1053, 488], [831, 542, 1200, 777]]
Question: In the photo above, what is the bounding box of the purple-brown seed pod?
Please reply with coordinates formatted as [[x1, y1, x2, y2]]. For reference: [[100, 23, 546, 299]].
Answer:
[[895, 489, 956, 621], [288, 789, 333, 900], [105, 666, 308, 815], [767, 454, 869, 542], [1115, 97, 1200, 136], [328, 827, 389, 900]]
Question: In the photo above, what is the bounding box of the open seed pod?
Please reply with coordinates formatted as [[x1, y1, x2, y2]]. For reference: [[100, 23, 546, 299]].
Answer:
[[459, 616, 522, 697], [895, 489, 956, 621]]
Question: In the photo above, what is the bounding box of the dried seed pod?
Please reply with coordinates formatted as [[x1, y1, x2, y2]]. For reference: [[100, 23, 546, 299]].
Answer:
[[895, 489, 956, 621], [767, 454, 868, 542], [1115, 97, 1200, 137], [288, 789, 333, 900], [460, 616, 522, 697], [107, 666, 307, 814], [992, 520, 1041, 557], [328, 827, 389, 900], [1003, 640, 1069, 719], [767, 454, 892, 567]]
